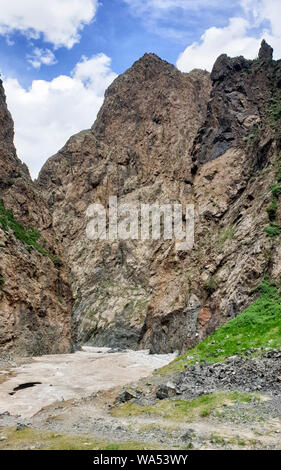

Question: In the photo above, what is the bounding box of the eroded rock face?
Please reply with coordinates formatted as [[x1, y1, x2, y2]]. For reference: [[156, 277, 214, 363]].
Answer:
[[0, 78, 73, 358], [38, 54, 211, 349], [20, 42, 280, 354], [38, 45, 281, 353], [141, 45, 281, 353], [192, 41, 278, 166]]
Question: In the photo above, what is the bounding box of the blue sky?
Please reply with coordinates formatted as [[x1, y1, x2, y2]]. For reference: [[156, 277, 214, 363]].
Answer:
[[0, 0, 280, 177]]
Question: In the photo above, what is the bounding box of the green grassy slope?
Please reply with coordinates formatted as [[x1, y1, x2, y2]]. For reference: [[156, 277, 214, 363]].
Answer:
[[160, 280, 281, 374]]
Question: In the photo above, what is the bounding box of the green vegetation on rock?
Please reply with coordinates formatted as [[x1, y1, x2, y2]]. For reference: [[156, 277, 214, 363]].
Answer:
[[111, 392, 260, 423], [49, 255, 63, 268], [0, 200, 47, 255], [217, 226, 235, 251], [267, 95, 281, 134], [264, 224, 280, 237], [266, 197, 279, 221], [160, 280, 281, 374], [244, 124, 260, 150], [270, 184, 281, 198], [0, 200, 63, 268], [204, 275, 218, 294], [264, 169, 281, 237]]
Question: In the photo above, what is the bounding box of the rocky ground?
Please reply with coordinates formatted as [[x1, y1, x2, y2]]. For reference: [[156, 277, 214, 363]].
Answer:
[[157, 350, 281, 399], [0, 349, 280, 450]]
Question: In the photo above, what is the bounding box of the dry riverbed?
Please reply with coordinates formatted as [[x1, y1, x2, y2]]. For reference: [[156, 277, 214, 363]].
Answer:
[[0, 348, 280, 450], [0, 347, 176, 417]]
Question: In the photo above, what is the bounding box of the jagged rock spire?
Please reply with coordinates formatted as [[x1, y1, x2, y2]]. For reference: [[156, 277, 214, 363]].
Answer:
[[258, 39, 273, 61]]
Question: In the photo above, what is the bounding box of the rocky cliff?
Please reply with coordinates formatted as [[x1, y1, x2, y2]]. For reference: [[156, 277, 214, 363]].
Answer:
[[38, 54, 212, 350], [0, 77, 73, 358], [143, 42, 281, 352], [38, 42, 281, 353], [1, 41, 281, 356]]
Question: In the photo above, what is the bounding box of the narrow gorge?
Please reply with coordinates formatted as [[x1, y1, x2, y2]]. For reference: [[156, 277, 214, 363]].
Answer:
[[0, 40, 280, 451]]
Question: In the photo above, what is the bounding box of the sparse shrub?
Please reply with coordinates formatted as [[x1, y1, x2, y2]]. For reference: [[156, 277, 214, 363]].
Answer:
[[267, 96, 281, 134], [245, 124, 260, 149], [49, 255, 63, 268], [90, 310, 98, 316], [204, 276, 218, 294], [210, 434, 226, 445], [266, 198, 278, 221], [271, 184, 281, 198], [268, 98, 281, 121], [265, 224, 280, 237], [217, 226, 235, 251], [264, 171, 281, 233]]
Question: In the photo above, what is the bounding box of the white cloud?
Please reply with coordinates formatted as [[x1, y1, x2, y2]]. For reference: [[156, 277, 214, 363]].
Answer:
[[177, 0, 281, 72], [124, 0, 230, 15], [27, 48, 57, 69], [4, 54, 117, 178], [123, 0, 241, 41], [241, 0, 280, 38], [177, 17, 262, 71], [0, 0, 98, 48]]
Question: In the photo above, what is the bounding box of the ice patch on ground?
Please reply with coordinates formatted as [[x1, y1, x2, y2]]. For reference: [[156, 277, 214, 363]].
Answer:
[[0, 348, 177, 418]]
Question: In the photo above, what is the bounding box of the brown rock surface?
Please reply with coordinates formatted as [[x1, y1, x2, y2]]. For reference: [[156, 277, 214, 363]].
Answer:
[[198, 307, 212, 327], [38, 54, 212, 350], [0, 77, 73, 358], [38, 46, 281, 353], [1, 41, 281, 356]]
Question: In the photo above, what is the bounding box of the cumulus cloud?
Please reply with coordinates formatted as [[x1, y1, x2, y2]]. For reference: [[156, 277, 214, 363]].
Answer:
[[4, 54, 117, 178], [241, 0, 280, 38], [27, 48, 58, 69], [177, 0, 281, 72], [0, 0, 98, 48], [177, 17, 264, 71]]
